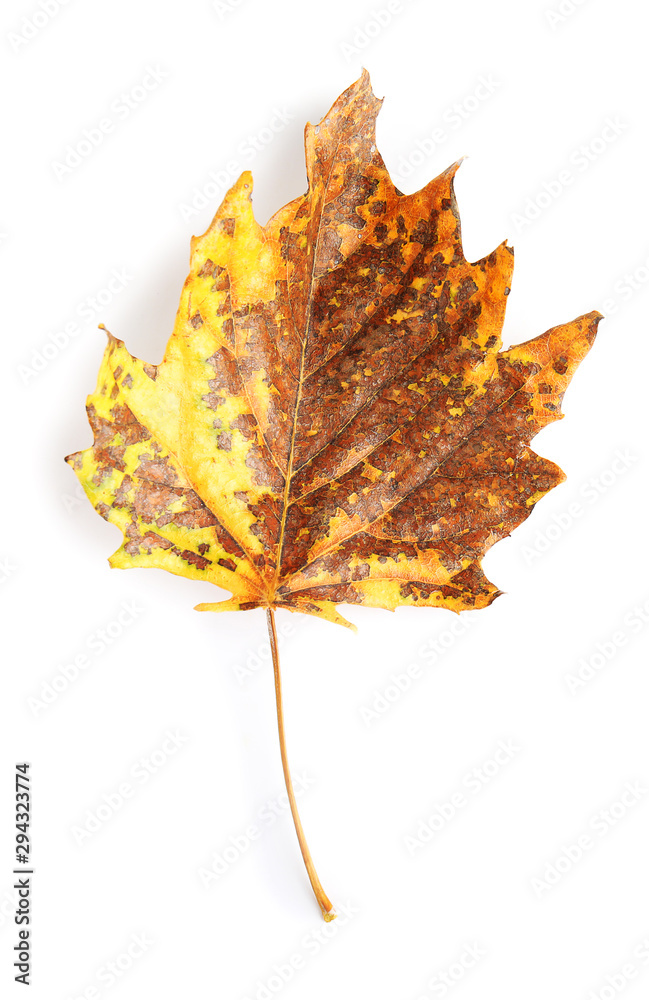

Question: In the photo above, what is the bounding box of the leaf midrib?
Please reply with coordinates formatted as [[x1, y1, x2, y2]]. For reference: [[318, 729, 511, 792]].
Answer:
[[271, 128, 349, 598]]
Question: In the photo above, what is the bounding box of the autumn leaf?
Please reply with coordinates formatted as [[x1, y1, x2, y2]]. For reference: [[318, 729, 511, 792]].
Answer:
[[66, 71, 600, 919], [66, 72, 600, 631]]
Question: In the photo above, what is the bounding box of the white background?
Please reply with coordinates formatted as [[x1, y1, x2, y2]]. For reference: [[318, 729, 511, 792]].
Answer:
[[2, 0, 648, 998]]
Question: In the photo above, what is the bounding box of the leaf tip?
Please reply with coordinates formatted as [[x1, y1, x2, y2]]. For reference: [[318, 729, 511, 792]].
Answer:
[[238, 168, 253, 190], [585, 309, 604, 338], [358, 66, 381, 101], [439, 157, 467, 188]]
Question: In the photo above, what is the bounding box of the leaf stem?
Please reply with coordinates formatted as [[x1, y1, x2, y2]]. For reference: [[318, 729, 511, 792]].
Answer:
[[266, 607, 336, 922]]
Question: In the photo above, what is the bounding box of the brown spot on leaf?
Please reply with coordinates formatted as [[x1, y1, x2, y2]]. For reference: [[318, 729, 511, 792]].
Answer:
[[198, 258, 214, 277]]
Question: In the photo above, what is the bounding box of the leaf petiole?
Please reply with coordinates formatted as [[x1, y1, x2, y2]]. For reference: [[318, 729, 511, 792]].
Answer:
[[266, 608, 336, 922]]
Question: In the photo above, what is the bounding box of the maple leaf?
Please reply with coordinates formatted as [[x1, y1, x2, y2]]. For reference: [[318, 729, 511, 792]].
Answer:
[[65, 71, 600, 919], [66, 72, 599, 631]]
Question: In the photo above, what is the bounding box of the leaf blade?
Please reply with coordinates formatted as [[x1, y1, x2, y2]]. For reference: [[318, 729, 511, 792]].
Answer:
[[67, 75, 600, 626]]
